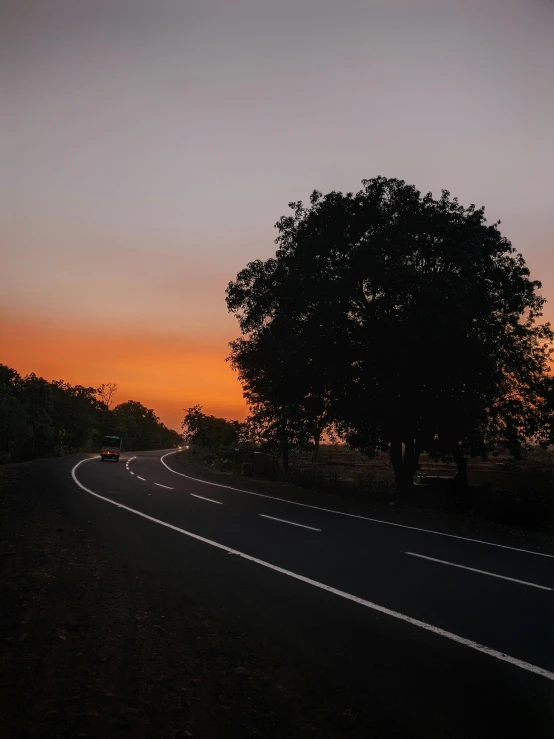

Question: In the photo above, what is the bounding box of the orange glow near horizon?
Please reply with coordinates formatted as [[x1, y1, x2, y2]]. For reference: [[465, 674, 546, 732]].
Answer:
[[2, 305, 553, 434], [3, 1, 553, 441], [0, 317, 248, 430]]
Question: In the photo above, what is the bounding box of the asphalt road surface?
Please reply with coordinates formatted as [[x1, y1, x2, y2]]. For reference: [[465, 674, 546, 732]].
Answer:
[[61, 450, 553, 737]]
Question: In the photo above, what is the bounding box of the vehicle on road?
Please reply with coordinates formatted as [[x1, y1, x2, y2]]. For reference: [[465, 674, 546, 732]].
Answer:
[[100, 435, 122, 462]]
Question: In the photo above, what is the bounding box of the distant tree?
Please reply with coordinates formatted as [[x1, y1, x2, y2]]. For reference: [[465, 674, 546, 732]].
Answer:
[[153, 420, 182, 449], [19, 373, 57, 458], [113, 400, 181, 450], [96, 382, 118, 409], [50, 381, 103, 453], [0, 364, 21, 386], [181, 405, 205, 445], [0, 364, 180, 459], [0, 366, 29, 462], [181, 405, 242, 448], [226, 177, 553, 494], [114, 400, 162, 450]]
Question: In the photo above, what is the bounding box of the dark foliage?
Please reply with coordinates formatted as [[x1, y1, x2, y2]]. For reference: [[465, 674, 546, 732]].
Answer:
[[0, 364, 181, 462], [226, 176, 553, 494], [181, 405, 242, 448]]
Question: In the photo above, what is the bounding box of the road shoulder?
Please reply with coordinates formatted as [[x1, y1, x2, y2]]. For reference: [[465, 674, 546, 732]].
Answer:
[[0, 462, 366, 739]]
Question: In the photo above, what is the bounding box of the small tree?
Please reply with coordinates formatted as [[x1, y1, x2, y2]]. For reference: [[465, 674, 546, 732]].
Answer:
[[181, 405, 242, 448], [96, 382, 118, 409]]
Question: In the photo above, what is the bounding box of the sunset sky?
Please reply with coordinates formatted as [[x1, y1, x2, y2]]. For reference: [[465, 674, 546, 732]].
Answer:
[[2, 0, 553, 430]]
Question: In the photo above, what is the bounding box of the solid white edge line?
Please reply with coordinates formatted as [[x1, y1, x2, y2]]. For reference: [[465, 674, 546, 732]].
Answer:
[[159, 452, 553, 559], [154, 483, 174, 490], [137, 476, 146, 481], [259, 514, 322, 532], [190, 493, 222, 505], [72, 457, 553, 682], [405, 551, 553, 591]]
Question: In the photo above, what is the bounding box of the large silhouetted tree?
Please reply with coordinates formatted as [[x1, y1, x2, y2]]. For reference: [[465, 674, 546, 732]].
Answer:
[[226, 177, 553, 493]]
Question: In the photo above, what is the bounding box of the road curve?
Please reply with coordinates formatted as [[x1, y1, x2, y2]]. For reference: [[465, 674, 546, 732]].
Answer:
[[64, 449, 553, 738]]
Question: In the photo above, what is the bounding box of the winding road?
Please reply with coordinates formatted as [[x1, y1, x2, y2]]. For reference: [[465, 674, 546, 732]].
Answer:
[[65, 449, 553, 737]]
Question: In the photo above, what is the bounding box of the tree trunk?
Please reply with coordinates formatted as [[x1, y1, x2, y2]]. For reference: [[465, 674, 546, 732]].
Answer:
[[313, 430, 321, 463], [453, 446, 468, 487], [282, 444, 289, 473], [390, 438, 421, 497], [389, 439, 405, 495], [281, 434, 290, 474], [453, 444, 471, 513]]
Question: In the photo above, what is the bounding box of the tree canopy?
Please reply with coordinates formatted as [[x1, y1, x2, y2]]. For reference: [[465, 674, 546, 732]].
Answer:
[[226, 176, 553, 492], [113, 400, 181, 451], [181, 405, 242, 448]]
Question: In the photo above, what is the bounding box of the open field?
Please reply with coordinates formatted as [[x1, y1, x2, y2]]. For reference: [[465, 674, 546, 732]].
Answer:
[[187, 443, 553, 533], [287, 446, 554, 532], [292, 445, 553, 492]]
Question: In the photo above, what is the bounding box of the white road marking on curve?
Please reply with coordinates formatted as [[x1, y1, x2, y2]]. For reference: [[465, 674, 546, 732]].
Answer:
[[154, 483, 174, 490], [137, 476, 146, 481], [259, 514, 321, 532], [71, 458, 554, 682], [159, 452, 552, 559], [190, 493, 222, 505], [405, 551, 553, 591]]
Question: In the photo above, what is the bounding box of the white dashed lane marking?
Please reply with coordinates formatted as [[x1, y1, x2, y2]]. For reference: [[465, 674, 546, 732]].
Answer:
[[259, 514, 322, 532], [190, 493, 222, 505], [405, 552, 553, 591], [159, 453, 552, 559]]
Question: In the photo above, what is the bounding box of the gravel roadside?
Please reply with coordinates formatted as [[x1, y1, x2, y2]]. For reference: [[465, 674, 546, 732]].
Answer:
[[0, 464, 370, 739]]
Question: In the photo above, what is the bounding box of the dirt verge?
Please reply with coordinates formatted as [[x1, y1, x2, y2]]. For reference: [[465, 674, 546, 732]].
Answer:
[[0, 464, 372, 739]]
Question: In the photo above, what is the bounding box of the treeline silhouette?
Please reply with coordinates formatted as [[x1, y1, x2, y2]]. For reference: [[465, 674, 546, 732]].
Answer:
[[221, 176, 554, 495], [181, 405, 280, 478], [0, 364, 181, 463]]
